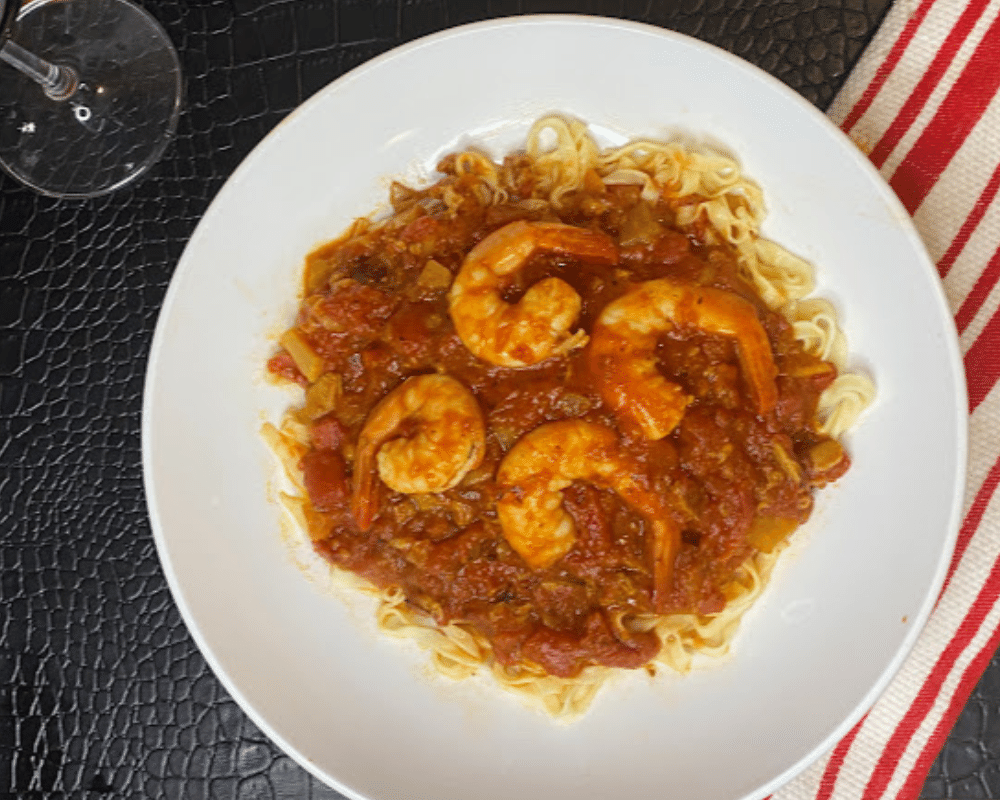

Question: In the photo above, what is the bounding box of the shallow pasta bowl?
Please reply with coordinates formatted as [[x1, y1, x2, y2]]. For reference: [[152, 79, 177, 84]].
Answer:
[[142, 15, 967, 800]]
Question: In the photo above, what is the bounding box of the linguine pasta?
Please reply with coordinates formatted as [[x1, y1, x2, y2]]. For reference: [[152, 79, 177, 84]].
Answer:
[[262, 115, 874, 719]]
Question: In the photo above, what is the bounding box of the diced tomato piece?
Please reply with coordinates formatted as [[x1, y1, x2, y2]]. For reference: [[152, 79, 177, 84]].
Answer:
[[649, 230, 691, 264], [300, 450, 349, 512], [266, 351, 307, 387], [399, 215, 442, 244], [310, 412, 347, 451]]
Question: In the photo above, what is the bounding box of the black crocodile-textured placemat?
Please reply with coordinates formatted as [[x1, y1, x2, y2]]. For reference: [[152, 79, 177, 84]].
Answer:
[[4, 1, 989, 798]]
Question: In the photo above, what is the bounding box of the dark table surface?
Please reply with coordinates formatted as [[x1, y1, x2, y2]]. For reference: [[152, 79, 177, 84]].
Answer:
[[1, 1, 997, 798]]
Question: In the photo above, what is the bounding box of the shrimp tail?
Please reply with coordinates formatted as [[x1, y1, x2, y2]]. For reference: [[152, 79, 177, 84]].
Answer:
[[701, 287, 779, 415], [350, 396, 400, 531], [737, 338, 779, 414], [651, 519, 681, 612], [350, 439, 381, 531], [530, 223, 619, 266]]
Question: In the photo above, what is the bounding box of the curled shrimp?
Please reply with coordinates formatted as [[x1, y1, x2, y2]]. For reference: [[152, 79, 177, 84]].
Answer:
[[351, 374, 486, 530], [589, 279, 778, 440], [449, 220, 618, 367], [496, 419, 679, 608]]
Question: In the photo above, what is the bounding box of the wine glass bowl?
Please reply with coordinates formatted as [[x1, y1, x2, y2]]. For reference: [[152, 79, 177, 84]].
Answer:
[[0, 0, 182, 198]]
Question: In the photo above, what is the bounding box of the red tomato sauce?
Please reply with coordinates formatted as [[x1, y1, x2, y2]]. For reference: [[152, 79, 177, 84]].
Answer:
[[268, 157, 849, 679]]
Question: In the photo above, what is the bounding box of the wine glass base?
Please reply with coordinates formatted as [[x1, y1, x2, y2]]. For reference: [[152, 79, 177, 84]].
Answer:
[[0, 0, 182, 198]]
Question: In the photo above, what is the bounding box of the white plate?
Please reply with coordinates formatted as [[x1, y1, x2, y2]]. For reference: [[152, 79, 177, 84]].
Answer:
[[143, 16, 967, 800]]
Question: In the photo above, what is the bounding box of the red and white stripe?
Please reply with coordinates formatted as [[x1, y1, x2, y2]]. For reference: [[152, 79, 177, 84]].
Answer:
[[776, 0, 1000, 797]]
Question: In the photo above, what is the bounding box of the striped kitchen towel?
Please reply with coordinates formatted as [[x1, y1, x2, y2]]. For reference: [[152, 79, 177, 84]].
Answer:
[[777, 0, 1000, 797]]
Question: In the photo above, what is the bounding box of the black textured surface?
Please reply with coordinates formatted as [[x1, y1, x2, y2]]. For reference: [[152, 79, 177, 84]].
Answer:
[[922, 650, 1000, 800], [5, 1, 987, 798]]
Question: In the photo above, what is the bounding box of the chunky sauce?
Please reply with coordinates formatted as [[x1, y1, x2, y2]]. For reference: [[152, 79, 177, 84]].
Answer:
[[268, 156, 849, 679]]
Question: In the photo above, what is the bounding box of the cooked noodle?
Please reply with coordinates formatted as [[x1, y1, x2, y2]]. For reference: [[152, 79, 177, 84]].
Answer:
[[264, 115, 874, 718]]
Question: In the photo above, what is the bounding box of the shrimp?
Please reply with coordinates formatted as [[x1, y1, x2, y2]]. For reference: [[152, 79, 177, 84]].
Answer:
[[589, 279, 778, 440], [496, 419, 680, 607], [351, 374, 486, 531], [449, 220, 618, 367]]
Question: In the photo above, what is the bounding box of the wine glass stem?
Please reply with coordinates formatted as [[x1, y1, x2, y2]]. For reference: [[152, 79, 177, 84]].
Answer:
[[0, 39, 77, 100]]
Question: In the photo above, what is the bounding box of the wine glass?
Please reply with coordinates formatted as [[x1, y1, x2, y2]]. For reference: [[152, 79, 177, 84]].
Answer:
[[0, 0, 182, 198]]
